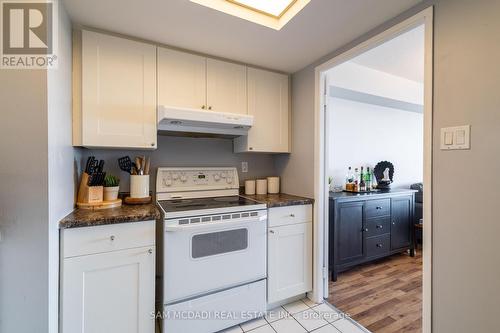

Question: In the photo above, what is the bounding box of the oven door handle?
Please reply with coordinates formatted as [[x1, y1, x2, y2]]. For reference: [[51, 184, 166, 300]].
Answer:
[[165, 215, 267, 232]]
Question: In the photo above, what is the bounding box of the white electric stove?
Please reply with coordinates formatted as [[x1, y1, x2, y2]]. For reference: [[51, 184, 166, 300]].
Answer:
[[156, 167, 267, 333]]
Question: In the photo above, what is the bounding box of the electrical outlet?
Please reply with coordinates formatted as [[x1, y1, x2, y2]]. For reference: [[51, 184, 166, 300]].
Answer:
[[241, 162, 248, 173]]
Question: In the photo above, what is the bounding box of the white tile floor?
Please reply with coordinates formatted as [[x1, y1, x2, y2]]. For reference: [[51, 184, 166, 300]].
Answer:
[[218, 298, 370, 333]]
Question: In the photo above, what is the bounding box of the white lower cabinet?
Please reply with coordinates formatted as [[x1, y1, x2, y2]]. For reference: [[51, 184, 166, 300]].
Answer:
[[61, 221, 155, 333], [267, 205, 312, 304]]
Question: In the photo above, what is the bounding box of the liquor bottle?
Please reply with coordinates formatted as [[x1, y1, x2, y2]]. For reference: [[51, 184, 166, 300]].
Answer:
[[353, 168, 359, 192], [359, 167, 366, 192], [345, 166, 353, 191], [365, 167, 372, 191]]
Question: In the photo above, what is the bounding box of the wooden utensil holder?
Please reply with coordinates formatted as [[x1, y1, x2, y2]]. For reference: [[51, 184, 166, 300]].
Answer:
[[77, 173, 103, 203]]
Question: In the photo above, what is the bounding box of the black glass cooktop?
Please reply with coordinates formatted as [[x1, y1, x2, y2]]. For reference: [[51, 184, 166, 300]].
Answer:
[[158, 196, 261, 213]]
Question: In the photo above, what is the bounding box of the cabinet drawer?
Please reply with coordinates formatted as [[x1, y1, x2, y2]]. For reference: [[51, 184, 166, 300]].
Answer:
[[62, 221, 155, 258], [365, 199, 390, 218], [268, 204, 312, 227], [366, 234, 390, 258], [365, 217, 391, 238]]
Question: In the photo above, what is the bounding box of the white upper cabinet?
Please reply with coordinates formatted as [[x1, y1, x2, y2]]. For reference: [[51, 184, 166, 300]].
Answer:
[[206, 59, 247, 114], [234, 68, 290, 153], [157, 47, 207, 110], [157, 49, 247, 114], [74, 30, 157, 149]]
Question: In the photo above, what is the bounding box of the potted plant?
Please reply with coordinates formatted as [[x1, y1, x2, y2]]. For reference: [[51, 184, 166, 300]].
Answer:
[[103, 175, 120, 201]]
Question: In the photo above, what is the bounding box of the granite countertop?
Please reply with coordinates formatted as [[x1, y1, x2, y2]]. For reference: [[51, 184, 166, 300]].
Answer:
[[242, 193, 314, 208], [329, 188, 417, 201], [60, 203, 161, 229]]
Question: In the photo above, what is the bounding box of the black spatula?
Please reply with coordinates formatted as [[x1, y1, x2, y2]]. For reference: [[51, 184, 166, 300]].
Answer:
[[118, 156, 133, 174]]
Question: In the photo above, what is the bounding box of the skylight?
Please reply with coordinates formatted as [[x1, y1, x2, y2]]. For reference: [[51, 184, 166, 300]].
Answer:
[[190, 0, 310, 30], [230, 0, 296, 18]]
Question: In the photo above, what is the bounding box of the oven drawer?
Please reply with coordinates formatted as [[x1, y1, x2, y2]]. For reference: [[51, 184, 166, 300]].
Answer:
[[364, 199, 391, 218], [62, 221, 155, 258], [366, 234, 390, 258], [163, 279, 266, 333], [268, 204, 312, 227]]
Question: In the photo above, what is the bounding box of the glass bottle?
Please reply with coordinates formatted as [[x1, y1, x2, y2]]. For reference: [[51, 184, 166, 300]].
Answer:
[[365, 167, 372, 191], [359, 167, 366, 191]]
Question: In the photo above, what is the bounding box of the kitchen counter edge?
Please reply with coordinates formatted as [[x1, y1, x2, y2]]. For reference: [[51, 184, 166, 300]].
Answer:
[[59, 203, 161, 229], [242, 193, 314, 208]]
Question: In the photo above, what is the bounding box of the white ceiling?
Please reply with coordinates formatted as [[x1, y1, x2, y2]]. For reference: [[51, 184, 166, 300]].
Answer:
[[62, 0, 422, 73], [351, 24, 424, 82]]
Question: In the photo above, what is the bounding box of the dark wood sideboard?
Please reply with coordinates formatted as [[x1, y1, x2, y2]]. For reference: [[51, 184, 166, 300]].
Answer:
[[329, 189, 417, 281]]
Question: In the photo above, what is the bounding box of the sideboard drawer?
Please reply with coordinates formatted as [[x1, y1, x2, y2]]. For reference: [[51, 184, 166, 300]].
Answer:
[[366, 234, 390, 258], [365, 199, 390, 218], [365, 217, 391, 238], [62, 221, 155, 258]]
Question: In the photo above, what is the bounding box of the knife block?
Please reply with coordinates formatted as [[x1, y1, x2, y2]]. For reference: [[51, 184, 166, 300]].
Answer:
[[77, 173, 103, 204]]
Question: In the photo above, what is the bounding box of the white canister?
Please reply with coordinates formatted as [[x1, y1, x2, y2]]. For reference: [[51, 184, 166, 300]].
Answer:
[[256, 179, 268, 195], [130, 175, 150, 198], [267, 177, 280, 194], [245, 180, 256, 195]]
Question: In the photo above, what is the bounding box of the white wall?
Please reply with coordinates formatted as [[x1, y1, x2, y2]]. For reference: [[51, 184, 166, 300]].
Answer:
[[47, 2, 78, 332], [327, 98, 423, 188], [0, 1, 75, 332], [327, 61, 423, 105], [0, 55, 50, 333]]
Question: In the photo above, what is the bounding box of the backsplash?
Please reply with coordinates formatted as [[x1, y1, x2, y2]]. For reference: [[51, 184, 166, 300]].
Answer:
[[80, 135, 277, 193]]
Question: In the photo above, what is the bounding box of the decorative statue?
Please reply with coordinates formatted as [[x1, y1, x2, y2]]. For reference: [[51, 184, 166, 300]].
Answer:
[[382, 168, 391, 182], [374, 161, 394, 190]]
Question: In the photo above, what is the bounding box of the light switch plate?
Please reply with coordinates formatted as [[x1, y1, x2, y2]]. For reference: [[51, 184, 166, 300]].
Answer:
[[440, 125, 470, 150]]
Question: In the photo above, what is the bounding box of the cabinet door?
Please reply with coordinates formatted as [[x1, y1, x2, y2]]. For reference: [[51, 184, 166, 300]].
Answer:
[[81, 30, 157, 148], [235, 68, 289, 153], [391, 196, 412, 250], [268, 223, 312, 303], [157, 47, 207, 110], [206, 59, 247, 114], [336, 202, 364, 265], [61, 246, 155, 333]]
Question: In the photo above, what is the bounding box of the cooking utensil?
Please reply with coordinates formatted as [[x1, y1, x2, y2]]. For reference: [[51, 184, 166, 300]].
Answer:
[[118, 156, 133, 174], [135, 157, 142, 175], [144, 157, 150, 175]]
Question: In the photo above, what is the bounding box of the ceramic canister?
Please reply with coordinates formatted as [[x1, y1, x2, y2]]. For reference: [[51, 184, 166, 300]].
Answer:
[[245, 180, 256, 195], [256, 179, 268, 195], [267, 177, 280, 194]]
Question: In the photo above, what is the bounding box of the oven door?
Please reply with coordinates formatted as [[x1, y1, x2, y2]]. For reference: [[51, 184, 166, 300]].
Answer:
[[163, 210, 267, 304]]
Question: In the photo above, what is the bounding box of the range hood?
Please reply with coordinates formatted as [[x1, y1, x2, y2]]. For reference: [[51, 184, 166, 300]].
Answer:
[[158, 106, 253, 137]]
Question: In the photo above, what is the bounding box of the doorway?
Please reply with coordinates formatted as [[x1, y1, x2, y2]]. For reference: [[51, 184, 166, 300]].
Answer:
[[311, 7, 433, 333]]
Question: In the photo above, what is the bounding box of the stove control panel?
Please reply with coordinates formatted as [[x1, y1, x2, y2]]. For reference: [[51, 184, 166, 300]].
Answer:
[[156, 167, 240, 195]]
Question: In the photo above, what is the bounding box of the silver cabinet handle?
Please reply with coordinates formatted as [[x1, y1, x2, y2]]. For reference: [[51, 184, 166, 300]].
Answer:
[[289, 214, 295, 217], [376, 225, 383, 229], [269, 230, 275, 234], [110, 235, 115, 241], [148, 248, 153, 254]]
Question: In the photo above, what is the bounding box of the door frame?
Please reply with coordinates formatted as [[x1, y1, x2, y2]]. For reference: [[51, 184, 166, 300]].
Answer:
[[311, 7, 434, 333]]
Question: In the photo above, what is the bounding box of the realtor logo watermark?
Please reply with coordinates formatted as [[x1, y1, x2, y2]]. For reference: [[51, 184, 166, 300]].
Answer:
[[1, 0, 57, 68]]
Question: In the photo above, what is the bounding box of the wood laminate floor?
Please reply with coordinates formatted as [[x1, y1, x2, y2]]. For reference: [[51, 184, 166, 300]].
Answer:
[[328, 252, 422, 333]]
